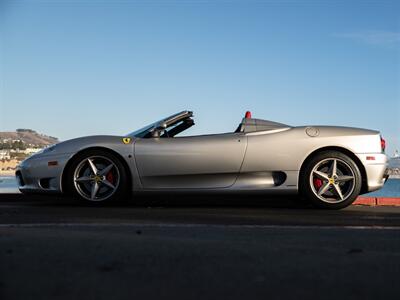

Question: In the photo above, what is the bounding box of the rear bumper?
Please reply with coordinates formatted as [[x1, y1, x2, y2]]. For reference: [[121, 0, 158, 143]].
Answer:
[[356, 153, 389, 193]]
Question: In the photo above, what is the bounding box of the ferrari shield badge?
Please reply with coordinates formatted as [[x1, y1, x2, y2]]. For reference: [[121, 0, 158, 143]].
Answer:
[[122, 138, 131, 144]]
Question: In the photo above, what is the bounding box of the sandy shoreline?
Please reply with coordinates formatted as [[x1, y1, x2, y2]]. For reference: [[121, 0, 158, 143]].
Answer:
[[0, 159, 20, 176], [0, 170, 16, 177]]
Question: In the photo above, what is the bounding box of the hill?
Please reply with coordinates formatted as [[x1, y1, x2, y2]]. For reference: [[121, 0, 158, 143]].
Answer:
[[0, 129, 58, 148]]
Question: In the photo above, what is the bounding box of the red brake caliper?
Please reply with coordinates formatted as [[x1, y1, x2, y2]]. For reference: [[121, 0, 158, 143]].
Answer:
[[106, 171, 114, 184], [313, 178, 323, 189]]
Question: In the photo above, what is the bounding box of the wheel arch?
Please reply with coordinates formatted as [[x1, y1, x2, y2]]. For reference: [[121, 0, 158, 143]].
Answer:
[[61, 146, 132, 195], [299, 146, 368, 194]]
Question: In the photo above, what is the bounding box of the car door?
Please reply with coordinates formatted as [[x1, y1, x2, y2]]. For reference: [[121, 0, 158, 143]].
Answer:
[[134, 133, 247, 189]]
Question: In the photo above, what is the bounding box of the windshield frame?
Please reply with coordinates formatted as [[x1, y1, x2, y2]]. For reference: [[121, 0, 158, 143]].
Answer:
[[126, 111, 193, 138]]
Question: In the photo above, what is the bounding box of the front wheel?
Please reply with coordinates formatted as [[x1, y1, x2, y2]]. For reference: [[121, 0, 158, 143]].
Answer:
[[300, 151, 362, 209], [67, 150, 128, 203]]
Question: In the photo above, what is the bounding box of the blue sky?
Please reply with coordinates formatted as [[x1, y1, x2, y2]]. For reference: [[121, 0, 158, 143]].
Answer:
[[1, 0, 399, 155]]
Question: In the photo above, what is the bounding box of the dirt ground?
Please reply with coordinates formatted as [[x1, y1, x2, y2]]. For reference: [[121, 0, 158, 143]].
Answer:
[[0, 159, 19, 176]]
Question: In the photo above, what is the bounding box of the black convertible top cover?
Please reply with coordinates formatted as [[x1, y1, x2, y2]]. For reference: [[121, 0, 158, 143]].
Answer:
[[239, 118, 290, 133]]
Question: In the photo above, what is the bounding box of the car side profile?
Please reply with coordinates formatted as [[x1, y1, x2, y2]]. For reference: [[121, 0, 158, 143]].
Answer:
[[16, 110, 389, 209]]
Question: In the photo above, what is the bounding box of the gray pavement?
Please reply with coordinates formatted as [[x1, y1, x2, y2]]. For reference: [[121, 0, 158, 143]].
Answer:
[[1, 194, 400, 300]]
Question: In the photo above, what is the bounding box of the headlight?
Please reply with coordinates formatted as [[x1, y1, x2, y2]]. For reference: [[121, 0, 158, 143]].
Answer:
[[42, 145, 56, 154], [31, 145, 57, 157]]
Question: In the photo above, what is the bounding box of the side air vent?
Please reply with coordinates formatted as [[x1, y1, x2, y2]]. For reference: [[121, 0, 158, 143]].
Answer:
[[234, 171, 287, 189], [272, 171, 287, 186]]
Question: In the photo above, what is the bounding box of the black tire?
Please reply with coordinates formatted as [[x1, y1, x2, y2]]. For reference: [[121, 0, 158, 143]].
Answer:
[[65, 149, 129, 203], [299, 150, 362, 209]]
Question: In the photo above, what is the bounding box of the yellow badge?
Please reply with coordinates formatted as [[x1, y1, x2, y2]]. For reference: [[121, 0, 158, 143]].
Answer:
[[122, 138, 131, 144]]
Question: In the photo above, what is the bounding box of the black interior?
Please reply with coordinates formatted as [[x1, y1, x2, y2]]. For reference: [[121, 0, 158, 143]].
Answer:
[[145, 113, 243, 138], [234, 123, 243, 133], [161, 118, 195, 137]]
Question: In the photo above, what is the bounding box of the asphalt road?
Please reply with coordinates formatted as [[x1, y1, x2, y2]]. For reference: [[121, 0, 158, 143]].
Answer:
[[1, 194, 400, 300]]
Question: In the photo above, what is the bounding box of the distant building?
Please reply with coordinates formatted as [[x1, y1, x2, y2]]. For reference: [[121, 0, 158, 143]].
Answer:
[[24, 148, 42, 155], [0, 150, 11, 160]]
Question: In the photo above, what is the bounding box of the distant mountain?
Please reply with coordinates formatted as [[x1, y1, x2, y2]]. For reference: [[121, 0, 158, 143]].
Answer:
[[0, 129, 58, 147]]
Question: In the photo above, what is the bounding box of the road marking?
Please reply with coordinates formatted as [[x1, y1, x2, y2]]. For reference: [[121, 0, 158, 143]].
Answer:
[[0, 223, 399, 230]]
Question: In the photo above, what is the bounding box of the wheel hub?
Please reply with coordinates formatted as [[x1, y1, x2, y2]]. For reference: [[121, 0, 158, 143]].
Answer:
[[73, 156, 120, 201], [90, 175, 104, 183], [309, 158, 356, 203]]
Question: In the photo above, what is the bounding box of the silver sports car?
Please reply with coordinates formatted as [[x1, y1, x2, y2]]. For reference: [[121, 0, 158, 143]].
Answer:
[[16, 111, 389, 209]]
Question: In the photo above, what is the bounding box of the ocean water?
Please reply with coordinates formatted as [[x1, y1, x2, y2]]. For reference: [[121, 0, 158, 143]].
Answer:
[[389, 158, 400, 168], [1, 176, 399, 197], [364, 179, 400, 197], [0, 176, 19, 193]]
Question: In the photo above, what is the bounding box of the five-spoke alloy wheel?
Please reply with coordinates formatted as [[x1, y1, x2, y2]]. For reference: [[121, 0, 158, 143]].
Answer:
[[300, 151, 362, 209], [67, 150, 128, 203]]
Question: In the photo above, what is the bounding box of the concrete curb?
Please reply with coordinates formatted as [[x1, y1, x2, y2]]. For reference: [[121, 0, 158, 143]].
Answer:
[[0, 192, 398, 206], [354, 197, 400, 206]]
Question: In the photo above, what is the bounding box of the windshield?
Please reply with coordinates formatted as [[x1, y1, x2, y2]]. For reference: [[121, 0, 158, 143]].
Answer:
[[126, 111, 193, 138], [126, 121, 159, 138]]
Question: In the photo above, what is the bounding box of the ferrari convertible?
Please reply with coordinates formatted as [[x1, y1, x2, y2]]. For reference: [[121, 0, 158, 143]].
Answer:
[[16, 111, 389, 209]]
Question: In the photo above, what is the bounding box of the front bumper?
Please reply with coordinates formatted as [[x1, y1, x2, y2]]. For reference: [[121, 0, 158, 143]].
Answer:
[[356, 153, 389, 193], [16, 153, 73, 194]]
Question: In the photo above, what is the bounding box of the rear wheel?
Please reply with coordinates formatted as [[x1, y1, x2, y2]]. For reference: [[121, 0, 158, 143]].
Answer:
[[67, 150, 128, 203], [300, 151, 362, 209]]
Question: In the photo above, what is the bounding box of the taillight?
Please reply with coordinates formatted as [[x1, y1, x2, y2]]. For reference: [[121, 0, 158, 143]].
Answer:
[[380, 136, 386, 153]]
